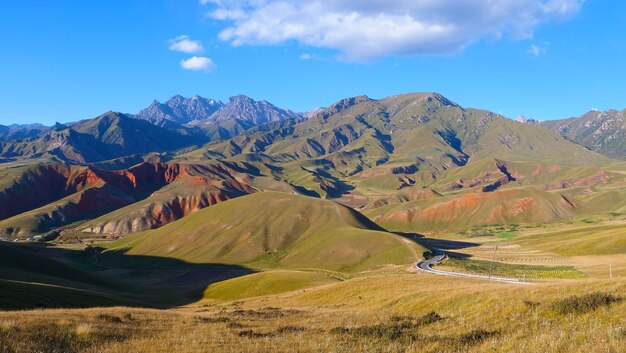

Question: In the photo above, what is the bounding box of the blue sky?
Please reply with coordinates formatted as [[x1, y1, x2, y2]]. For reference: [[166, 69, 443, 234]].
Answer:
[[0, 0, 624, 125]]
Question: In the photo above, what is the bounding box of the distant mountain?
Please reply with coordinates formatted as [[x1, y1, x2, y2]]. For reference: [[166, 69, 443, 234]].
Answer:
[[135, 95, 223, 126], [515, 116, 542, 124], [0, 123, 49, 140], [7, 123, 47, 130], [0, 112, 201, 163], [1, 92, 623, 237], [210, 95, 301, 125], [134, 94, 303, 140], [303, 107, 326, 119], [208, 92, 609, 174], [540, 109, 626, 160]]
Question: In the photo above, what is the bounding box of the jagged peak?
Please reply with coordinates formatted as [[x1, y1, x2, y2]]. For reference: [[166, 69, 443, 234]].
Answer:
[[516, 116, 542, 124]]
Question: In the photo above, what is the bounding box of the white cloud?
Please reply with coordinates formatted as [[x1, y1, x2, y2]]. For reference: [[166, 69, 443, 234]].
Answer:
[[180, 56, 216, 72], [299, 53, 312, 60], [201, 0, 584, 61], [169, 35, 204, 54], [529, 44, 547, 57]]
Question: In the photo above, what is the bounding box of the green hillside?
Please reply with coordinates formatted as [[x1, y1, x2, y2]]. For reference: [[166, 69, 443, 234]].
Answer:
[[202, 270, 339, 301], [513, 222, 626, 256], [102, 192, 424, 272]]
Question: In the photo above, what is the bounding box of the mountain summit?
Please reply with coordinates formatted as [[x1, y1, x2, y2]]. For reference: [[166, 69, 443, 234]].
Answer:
[[208, 95, 301, 126], [134, 94, 303, 139], [135, 95, 224, 126]]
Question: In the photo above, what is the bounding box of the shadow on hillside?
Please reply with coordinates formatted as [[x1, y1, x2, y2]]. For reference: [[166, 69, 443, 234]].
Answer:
[[391, 233, 477, 259], [391, 233, 480, 257], [416, 238, 480, 252], [0, 242, 256, 310], [393, 232, 425, 241]]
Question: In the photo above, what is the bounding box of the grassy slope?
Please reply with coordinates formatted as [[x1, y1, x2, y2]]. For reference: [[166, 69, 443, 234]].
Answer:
[[513, 222, 626, 256], [0, 242, 144, 309], [1, 274, 623, 353], [202, 270, 339, 301], [103, 192, 424, 272]]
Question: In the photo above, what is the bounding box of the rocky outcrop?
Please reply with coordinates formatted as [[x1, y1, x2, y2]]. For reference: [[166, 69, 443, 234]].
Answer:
[[445, 161, 521, 192], [135, 95, 224, 125], [540, 109, 626, 160]]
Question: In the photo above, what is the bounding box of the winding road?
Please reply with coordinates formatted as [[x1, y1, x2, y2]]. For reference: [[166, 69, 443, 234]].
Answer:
[[416, 248, 532, 285]]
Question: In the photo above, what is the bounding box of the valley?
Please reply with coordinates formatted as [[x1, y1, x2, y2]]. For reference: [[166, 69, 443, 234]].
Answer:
[[0, 92, 624, 353]]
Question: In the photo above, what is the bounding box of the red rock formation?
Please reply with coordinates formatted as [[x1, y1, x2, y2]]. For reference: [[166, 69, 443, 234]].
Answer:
[[1, 161, 256, 235], [573, 171, 610, 187]]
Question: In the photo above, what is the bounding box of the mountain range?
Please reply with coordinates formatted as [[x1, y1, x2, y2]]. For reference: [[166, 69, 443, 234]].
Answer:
[[134, 94, 303, 140], [539, 109, 626, 160], [0, 92, 624, 238]]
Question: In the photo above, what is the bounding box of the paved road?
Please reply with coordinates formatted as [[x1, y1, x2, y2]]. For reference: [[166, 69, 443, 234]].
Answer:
[[416, 248, 532, 285]]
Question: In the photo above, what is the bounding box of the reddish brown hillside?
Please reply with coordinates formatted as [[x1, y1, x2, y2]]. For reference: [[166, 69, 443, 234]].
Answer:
[[0, 161, 256, 235], [367, 189, 582, 232]]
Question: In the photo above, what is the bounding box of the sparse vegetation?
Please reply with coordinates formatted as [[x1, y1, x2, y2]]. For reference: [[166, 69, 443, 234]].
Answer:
[[330, 311, 442, 342], [551, 292, 624, 315], [457, 329, 500, 346]]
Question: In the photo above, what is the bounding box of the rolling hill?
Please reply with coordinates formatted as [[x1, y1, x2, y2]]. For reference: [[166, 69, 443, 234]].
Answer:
[[364, 188, 582, 232], [101, 192, 424, 272]]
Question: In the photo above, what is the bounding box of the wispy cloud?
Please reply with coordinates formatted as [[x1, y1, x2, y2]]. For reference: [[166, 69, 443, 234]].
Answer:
[[201, 0, 584, 62], [529, 44, 547, 57], [180, 56, 216, 72], [169, 35, 204, 54]]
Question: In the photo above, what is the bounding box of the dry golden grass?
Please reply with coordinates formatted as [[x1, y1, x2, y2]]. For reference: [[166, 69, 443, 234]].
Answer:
[[1, 271, 624, 353]]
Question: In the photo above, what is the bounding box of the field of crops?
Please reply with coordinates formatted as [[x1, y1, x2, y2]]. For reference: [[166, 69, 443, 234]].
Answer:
[[440, 257, 587, 280]]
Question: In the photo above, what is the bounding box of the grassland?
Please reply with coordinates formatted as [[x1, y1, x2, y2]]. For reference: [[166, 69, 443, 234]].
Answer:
[[0, 211, 623, 352], [0, 273, 623, 353], [202, 270, 340, 301], [512, 221, 626, 256]]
